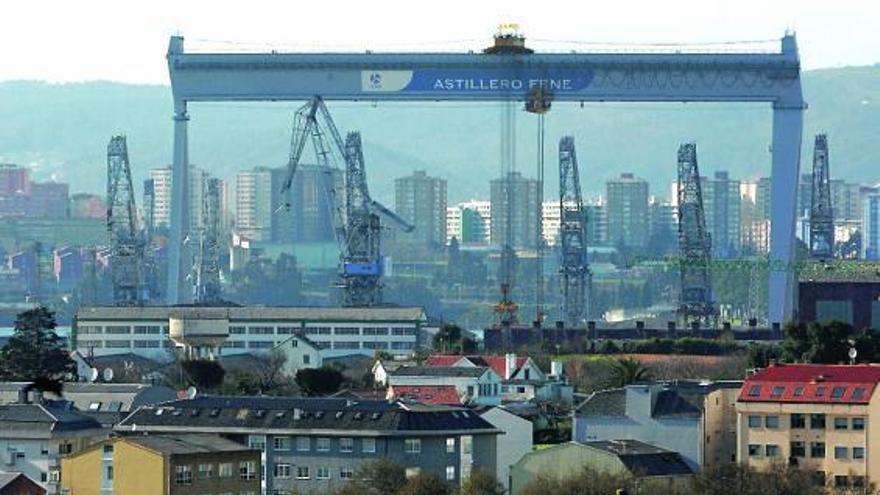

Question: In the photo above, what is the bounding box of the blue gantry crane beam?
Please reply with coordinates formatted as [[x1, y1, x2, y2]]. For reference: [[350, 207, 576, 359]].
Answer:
[[106, 136, 147, 306]]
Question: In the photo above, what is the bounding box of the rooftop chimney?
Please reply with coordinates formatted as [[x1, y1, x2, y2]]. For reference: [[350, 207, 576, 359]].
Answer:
[[505, 353, 517, 380]]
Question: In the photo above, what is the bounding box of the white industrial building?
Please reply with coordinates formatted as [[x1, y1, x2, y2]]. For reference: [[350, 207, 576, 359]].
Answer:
[[73, 306, 427, 361]]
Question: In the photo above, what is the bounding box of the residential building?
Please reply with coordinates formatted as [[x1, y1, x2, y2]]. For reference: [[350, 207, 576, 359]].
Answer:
[[73, 306, 427, 360], [740, 181, 770, 255], [606, 173, 649, 249], [864, 194, 880, 260], [474, 406, 533, 493], [395, 171, 447, 247], [0, 473, 44, 495], [68, 194, 105, 220], [235, 167, 273, 241], [490, 172, 539, 249], [585, 203, 607, 246], [424, 354, 573, 404], [648, 199, 677, 254], [60, 435, 260, 495], [702, 171, 742, 258], [273, 333, 324, 376], [28, 182, 69, 219], [736, 364, 880, 490], [114, 396, 501, 494], [446, 200, 491, 245], [0, 401, 106, 494], [272, 164, 342, 243], [385, 366, 503, 406], [573, 380, 743, 470], [149, 166, 209, 231], [509, 440, 694, 495]]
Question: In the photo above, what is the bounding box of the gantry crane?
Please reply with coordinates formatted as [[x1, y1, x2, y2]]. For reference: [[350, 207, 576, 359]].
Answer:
[[558, 136, 591, 328], [193, 177, 223, 303], [281, 97, 413, 306], [106, 136, 147, 306]]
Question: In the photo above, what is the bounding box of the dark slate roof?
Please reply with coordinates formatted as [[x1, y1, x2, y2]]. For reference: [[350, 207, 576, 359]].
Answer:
[[651, 389, 701, 418], [0, 403, 103, 434], [126, 434, 255, 455], [115, 396, 499, 435], [584, 440, 694, 476], [574, 389, 626, 417], [389, 366, 488, 378]]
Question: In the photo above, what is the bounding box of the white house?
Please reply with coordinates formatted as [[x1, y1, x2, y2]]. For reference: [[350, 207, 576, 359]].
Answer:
[[385, 366, 503, 406], [476, 405, 534, 493], [274, 333, 324, 376]]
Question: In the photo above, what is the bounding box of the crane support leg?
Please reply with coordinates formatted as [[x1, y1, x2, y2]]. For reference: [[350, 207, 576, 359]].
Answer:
[[168, 100, 190, 304], [768, 105, 804, 324]]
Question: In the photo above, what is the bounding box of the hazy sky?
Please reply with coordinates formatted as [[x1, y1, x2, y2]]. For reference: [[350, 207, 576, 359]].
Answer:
[[2, 0, 879, 84]]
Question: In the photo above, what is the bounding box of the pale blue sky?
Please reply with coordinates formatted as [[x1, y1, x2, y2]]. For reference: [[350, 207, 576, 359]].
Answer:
[[2, 0, 879, 84]]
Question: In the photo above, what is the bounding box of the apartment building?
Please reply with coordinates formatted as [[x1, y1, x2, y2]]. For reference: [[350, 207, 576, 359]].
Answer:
[[490, 172, 539, 249], [60, 435, 260, 495], [737, 364, 880, 490], [114, 396, 500, 494], [73, 306, 427, 360], [395, 171, 447, 247], [606, 173, 649, 249], [446, 200, 491, 245]]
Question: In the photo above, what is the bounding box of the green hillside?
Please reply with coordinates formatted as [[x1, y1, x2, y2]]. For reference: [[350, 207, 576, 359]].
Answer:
[[0, 64, 878, 204]]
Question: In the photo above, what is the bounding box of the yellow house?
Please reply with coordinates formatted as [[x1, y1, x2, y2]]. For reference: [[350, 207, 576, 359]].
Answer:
[[736, 363, 880, 491], [60, 434, 261, 495]]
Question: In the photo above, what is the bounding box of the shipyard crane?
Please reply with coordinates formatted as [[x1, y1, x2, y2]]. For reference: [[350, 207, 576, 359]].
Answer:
[[676, 143, 717, 326], [281, 97, 414, 306], [193, 177, 223, 303], [106, 136, 147, 306], [810, 134, 834, 258], [558, 136, 592, 328]]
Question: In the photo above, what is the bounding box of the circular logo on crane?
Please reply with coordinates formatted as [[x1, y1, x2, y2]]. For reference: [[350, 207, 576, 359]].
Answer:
[[369, 72, 383, 89]]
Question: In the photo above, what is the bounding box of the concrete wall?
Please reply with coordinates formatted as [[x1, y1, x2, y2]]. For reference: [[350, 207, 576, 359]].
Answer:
[[479, 407, 532, 491]]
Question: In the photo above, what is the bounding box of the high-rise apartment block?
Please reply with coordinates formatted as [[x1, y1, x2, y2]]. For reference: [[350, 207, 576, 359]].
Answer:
[[863, 194, 880, 260], [606, 173, 649, 249], [395, 171, 447, 247], [490, 172, 539, 249], [235, 167, 273, 241], [148, 166, 209, 233], [272, 164, 342, 243], [447, 200, 491, 245], [702, 171, 742, 258]]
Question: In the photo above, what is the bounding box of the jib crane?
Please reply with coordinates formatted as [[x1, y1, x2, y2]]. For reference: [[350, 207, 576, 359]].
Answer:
[[106, 136, 147, 306]]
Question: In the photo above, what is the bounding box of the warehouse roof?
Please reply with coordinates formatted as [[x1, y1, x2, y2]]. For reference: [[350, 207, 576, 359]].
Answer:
[[76, 305, 427, 322], [389, 366, 490, 378]]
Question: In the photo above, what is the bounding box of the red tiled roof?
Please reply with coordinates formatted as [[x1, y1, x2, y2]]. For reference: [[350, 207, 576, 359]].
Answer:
[[425, 354, 528, 378], [389, 385, 462, 406], [739, 364, 880, 404]]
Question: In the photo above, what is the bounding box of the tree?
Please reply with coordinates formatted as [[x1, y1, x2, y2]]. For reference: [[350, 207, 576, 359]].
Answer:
[[398, 473, 450, 495], [295, 367, 344, 396], [432, 324, 476, 354], [349, 458, 407, 495], [460, 469, 504, 495], [606, 357, 650, 388], [181, 360, 226, 390], [0, 307, 74, 382]]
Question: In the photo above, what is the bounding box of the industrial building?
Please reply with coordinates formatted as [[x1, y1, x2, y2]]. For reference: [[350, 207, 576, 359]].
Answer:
[[395, 170, 447, 247], [797, 262, 880, 328], [72, 305, 427, 360]]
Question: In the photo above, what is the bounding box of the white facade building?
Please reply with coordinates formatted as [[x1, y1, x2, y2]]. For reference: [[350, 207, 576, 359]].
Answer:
[[74, 306, 427, 361], [476, 406, 533, 493], [385, 366, 503, 406], [235, 167, 273, 241]]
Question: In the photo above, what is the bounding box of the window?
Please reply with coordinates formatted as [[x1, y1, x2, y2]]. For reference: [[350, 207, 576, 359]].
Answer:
[[340, 437, 354, 453], [363, 342, 389, 350], [391, 327, 417, 336], [810, 414, 826, 429], [810, 442, 825, 458], [248, 435, 266, 451], [853, 417, 866, 430], [765, 416, 780, 429], [793, 386, 804, 396], [303, 354, 310, 365], [333, 341, 361, 350], [229, 326, 246, 334], [175, 465, 193, 485], [405, 438, 421, 454], [105, 325, 131, 334], [748, 385, 761, 397], [248, 326, 275, 335], [748, 415, 762, 428], [106, 466, 114, 481], [790, 441, 805, 457], [446, 437, 456, 454], [334, 327, 360, 335], [277, 326, 296, 334], [765, 444, 780, 457], [446, 465, 456, 481], [134, 340, 160, 348], [853, 388, 866, 400], [105, 340, 131, 348], [854, 447, 865, 460], [831, 386, 846, 398], [134, 325, 161, 334], [316, 437, 330, 452], [317, 467, 330, 480], [815, 386, 826, 397], [274, 464, 291, 479], [835, 476, 849, 488], [240, 461, 257, 480], [362, 327, 389, 336], [834, 446, 848, 459], [340, 467, 354, 480], [813, 471, 826, 487], [219, 463, 233, 478], [391, 341, 414, 350], [297, 436, 311, 452], [199, 463, 213, 479], [790, 413, 805, 429], [296, 466, 310, 480], [273, 436, 290, 451], [853, 476, 866, 488], [248, 341, 274, 349], [834, 417, 848, 430], [362, 438, 376, 453], [748, 444, 761, 457], [771, 386, 785, 397]]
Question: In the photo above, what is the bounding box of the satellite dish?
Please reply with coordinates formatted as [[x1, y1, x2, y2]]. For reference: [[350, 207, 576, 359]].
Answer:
[[88, 368, 99, 383], [103, 368, 114, 382], [849, 347, 858, 360], [186, 386, 198, 400]]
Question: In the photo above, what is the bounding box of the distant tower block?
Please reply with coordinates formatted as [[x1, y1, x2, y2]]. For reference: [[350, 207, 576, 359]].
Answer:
[[676, 143, 717, 326], [810, 134, 834, 258], [106, 136, 147, 306], [558, 136, 592, 327]]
